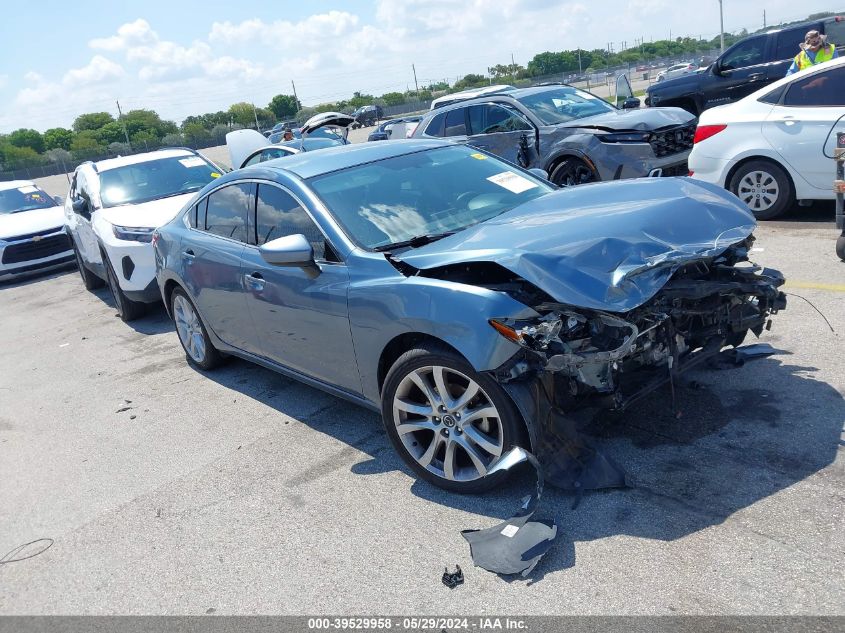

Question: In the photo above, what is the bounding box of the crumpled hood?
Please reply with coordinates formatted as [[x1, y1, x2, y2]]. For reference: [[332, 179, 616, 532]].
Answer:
[[562, 106, 694, 132], [99, 193, 196, 228], [395, 178, 757, 312], [0, 205, 65, 239]]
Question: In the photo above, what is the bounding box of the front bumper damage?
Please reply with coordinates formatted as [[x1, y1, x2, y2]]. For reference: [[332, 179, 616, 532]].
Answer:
[[490, 241, 787, 491]]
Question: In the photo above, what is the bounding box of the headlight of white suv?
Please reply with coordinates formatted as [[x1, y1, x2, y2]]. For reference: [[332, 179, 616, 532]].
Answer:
[[112, 225, 155, 243]]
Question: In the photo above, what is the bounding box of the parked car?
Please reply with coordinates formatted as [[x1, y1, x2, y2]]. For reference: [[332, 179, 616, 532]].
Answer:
[[412, 83, 695, 185], [367, 116, 423, 141], [0, 181, 73, 281], [153, 139, 785, 493], [351, 105, 384, 128], [657, 62, 697, 82], [646, 16, 845, 115], [688, 57, 845, 219], [229, 113, 355, 169], [430, 85, 516, 110], [64, 149, 223, 320], [267, 126, 350, 145]]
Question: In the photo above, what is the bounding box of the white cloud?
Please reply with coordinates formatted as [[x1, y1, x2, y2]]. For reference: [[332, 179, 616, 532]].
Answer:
[[89, 18, 157, 51], [209, 11, 360, 47], [62, 56, 125, 86], [23, 71, 43, 83]]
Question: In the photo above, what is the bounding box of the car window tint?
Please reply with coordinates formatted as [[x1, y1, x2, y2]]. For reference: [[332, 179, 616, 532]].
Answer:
[[758, 84, 786, 104], [825, 19, 845, 45], [204, 183, 252, 242], [425, 112, 446, 137], [467, 104, 532, 135], [775, 27, 811, 61], [255, 184, 325, 260], [443, 109, 467, 136], [783, 67, 845, 107], [721, 37, 765, 70], [189, 198, 206, 228], [243, 153, 262, 167]]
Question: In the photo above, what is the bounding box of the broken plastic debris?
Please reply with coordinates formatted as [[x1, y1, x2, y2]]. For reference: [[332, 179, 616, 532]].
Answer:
[[441, 565, 464, 588], [711, 343, 782, 368], [461, 447, 557, 578]]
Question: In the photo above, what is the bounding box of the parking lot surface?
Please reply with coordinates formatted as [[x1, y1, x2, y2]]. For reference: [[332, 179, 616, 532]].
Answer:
[[1, 180, 844, 614]]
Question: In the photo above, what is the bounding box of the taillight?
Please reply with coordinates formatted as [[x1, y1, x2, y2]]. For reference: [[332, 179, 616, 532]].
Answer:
[[151, 231, 160, 247], [693, 124, 727, 144], [688, 170, 695, 177]]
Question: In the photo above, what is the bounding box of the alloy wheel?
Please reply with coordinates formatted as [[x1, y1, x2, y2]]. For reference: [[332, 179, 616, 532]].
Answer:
[[392, 365, 504, 482], [736, 170, 779, 213], [173, 294, 207, 363]]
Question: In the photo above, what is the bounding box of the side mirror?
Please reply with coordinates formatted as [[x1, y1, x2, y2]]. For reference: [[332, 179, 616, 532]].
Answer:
[[259, 233, 314, 267], [622, 97, 641, 109], [528, 168, 549, 181], [71, 197, 89, 216]]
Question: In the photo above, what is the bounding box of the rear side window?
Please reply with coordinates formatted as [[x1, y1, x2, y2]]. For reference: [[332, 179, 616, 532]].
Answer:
[[783, 67, 845, 106], [189, 198, 207, 228], [720, 37, 766, 70], [424, 112, 446, 137], [774, 27, 812, 62], [255, 184, 326, 260], [758, 84, 786, 104], [467, 104, 532, 135], [204, 183, 253, 243], [444, 109, 468, 136]]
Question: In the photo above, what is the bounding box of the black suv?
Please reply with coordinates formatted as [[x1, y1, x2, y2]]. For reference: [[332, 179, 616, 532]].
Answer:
[[646, 16, 845, 115], [351, 105, 384, 128]]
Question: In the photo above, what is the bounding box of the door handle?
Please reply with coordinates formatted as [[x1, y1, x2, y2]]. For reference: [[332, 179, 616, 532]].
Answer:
[[777, 117, 799, 126], [245, 272, 265, 291], [748, 73, 764, 82], [182, 249, 196, 264]]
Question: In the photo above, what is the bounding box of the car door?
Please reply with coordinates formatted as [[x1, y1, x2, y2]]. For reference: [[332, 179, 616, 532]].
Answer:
[[181, 182, 254, 350], [238, 182, 360, 393], [465, 103, 538, 168], [708, 35, 772, 105], [762, 66, 845, 192], [71, 171, 102, 266]]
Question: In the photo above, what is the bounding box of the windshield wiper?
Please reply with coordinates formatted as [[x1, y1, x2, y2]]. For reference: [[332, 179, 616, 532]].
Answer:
[[373, 231, 456, 252]]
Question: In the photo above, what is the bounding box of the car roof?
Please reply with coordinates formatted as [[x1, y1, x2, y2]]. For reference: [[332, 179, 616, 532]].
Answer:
[[0, 179, 37, 191], [91, 148, 197, 173], [233, 138, 451, 180]]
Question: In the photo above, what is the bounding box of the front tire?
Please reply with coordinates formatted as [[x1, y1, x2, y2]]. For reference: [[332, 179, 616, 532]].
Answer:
[[381, 344, 525, 493], [71, 238, 104, 291], [549, 157, 596, 187], [102, 251, 146, 322], [171, 288, 223, 370], [729, 160, 794, 220]]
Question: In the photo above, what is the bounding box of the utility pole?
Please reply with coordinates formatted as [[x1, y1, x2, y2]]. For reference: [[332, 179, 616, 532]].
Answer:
[[251, 102, 260, 132], [719, 0, 725, 53], [412, 63, 419, 94], [291, 80, 299, 110], [115, 100, 131, 147], [763, 9, 766, 28], [578, 49, 582, 73]]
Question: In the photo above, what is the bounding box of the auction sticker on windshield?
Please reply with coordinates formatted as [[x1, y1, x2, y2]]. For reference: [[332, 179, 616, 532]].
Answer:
[[487, 171, 538, 194], [179, 157, 206, 167]]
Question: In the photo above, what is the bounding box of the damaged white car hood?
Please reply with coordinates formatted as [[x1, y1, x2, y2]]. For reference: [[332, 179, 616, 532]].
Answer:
[[395, 178, 757, 312]]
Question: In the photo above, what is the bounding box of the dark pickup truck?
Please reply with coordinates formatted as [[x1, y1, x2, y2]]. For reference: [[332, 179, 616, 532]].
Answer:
[[646, 16, 845, 115]]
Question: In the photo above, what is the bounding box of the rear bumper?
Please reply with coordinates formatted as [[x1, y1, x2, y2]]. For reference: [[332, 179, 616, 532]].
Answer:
[[0, 253, 75, 282], [687, 152, 732, 188]]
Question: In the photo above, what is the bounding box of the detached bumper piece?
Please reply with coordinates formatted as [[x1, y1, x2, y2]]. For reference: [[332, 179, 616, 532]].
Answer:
[[461, 448, 557, 578]]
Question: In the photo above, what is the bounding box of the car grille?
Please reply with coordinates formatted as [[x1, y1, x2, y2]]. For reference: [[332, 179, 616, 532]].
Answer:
[[649, 123, 695, 157], [4, 226, 63, 242], [2, 233, 71, 264]]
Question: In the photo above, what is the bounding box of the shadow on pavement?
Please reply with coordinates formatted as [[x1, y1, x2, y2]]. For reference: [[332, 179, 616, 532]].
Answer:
[[192, 353, 844, 581], [0, 264, 76, 289]]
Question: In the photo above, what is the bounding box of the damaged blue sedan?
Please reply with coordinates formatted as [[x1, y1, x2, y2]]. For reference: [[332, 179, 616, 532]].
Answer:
[[153, 139, 786, 493]]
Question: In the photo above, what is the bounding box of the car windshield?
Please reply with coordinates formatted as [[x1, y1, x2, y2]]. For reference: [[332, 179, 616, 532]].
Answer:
[[308, 145, 553, 251], [98, 155, 219, 208], [516, 86, 616, 125], [0, 185, 55, 214]]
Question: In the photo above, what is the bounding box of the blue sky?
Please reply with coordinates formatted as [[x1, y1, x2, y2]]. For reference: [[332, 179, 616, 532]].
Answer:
[[0, 1, 839, 132]]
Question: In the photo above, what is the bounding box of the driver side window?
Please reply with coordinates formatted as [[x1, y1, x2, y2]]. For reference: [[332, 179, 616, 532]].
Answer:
[[467, 104, 532, 135], [720, 37, 765, 70]]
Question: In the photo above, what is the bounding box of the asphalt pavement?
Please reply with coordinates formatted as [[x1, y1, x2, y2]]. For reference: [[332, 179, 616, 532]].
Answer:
[[1, 147, 843, 615]]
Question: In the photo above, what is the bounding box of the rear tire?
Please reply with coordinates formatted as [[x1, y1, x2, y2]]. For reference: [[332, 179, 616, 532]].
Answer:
[[729, 160, 794, 220], [102, 251, 146, 322], [170, 287, 223, 370], [71, 238, 104, 291], [836, 235, 845, 262], [381, 343, 526, 494]]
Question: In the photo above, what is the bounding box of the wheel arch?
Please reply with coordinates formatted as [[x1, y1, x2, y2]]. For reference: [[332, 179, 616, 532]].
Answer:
[[725, 154, 797, 200]]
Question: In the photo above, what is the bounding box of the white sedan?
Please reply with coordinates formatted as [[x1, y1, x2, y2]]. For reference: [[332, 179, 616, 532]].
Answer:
[[688, 57, 845, 219], [656, 63, 697, 82]]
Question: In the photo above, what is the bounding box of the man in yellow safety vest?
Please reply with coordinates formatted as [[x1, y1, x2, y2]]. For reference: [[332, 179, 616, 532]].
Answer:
[[786, 30, 838, 75]]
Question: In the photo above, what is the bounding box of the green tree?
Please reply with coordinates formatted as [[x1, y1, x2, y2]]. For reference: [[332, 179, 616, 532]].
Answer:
[[43, 127, 74, 151], [70, 130, 104, 159], [46, 148, 72, 165], [72, 112, 115, 133], [95, 121, 127, 145], [0, 144, 46, 169], [9, 128, 45, 154], [228, 102, 258, 128], [130, 130, 159, 148], [268, 94, 301, 119], [183, 122, 211, 145], [122, 109, 177, 139], [380, 92, 406, 106], [453, 74, 488, 90], [160, 133, 184, 147]]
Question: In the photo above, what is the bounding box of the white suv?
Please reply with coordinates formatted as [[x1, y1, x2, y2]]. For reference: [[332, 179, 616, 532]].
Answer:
[[64, 149, 222, 321]]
